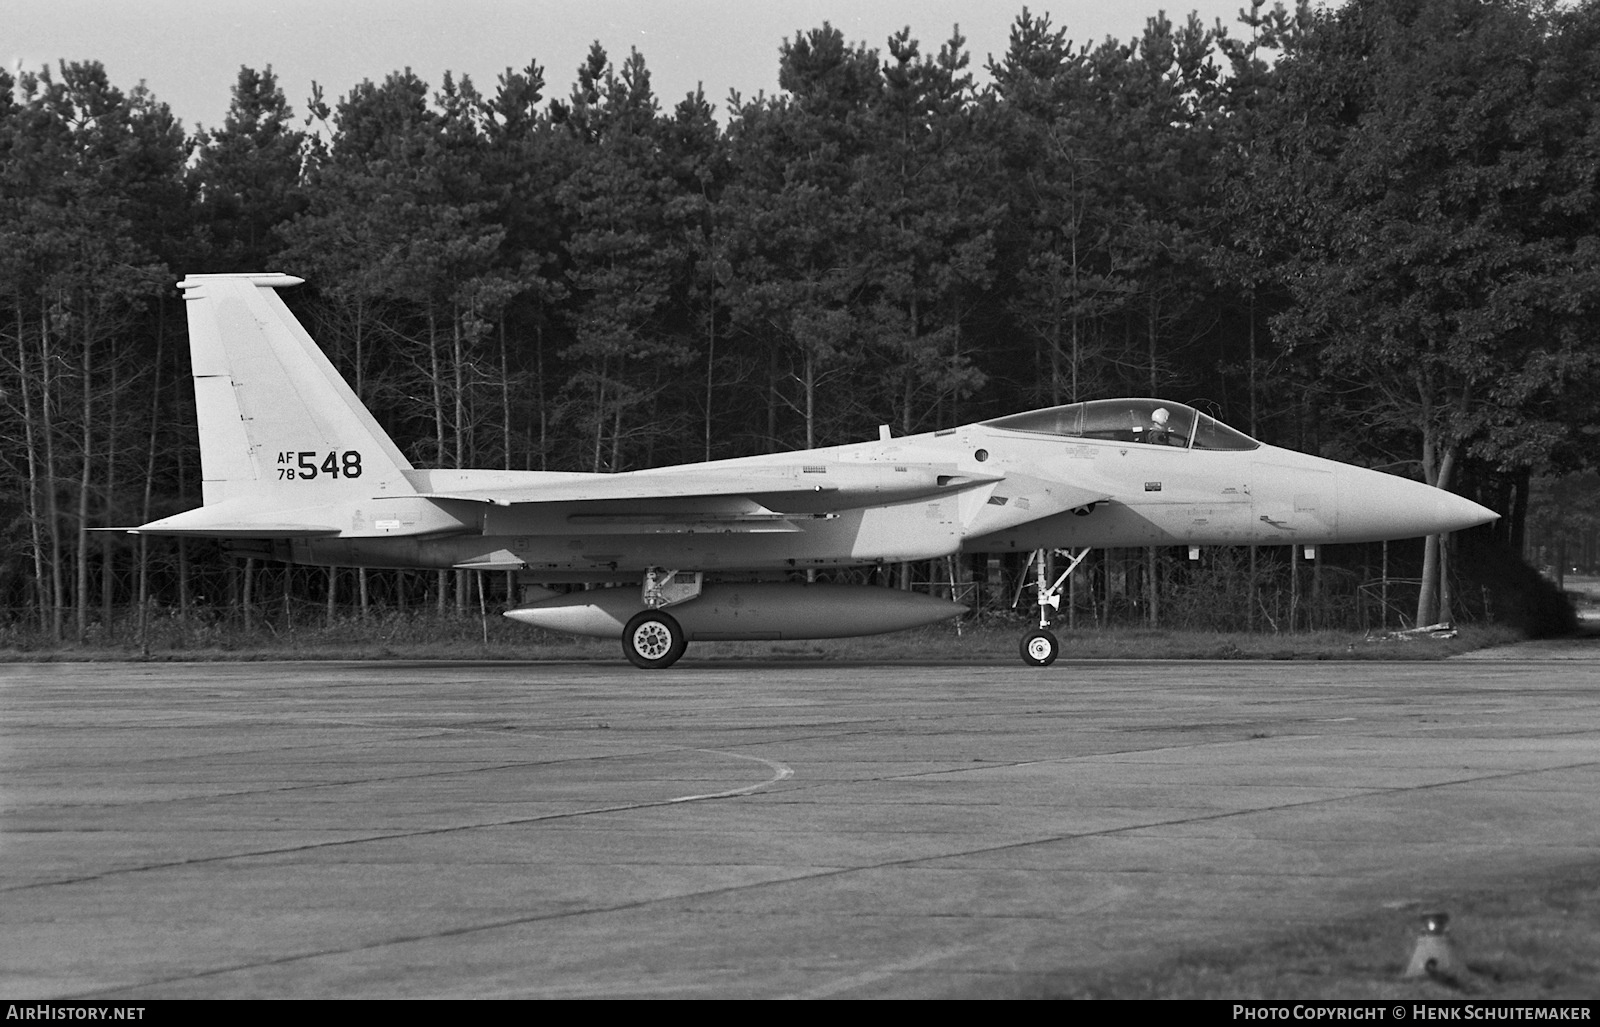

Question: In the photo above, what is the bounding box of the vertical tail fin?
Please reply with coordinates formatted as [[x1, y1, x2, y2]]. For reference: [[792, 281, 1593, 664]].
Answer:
[[177, 273, 413, 508]]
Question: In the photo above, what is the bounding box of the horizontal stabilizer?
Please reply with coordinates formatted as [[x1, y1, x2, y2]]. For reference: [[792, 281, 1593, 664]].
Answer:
[[124, 524, 341, 538], [127, 498, 343, 538]]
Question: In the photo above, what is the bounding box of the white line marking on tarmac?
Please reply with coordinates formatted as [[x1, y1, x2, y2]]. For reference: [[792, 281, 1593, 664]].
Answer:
[[670, 749, 793, 802], [781, 943, 983, 999]]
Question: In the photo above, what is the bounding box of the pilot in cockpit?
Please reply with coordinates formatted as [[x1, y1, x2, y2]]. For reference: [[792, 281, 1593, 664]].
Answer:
[[1148, 406, 1173, 445]]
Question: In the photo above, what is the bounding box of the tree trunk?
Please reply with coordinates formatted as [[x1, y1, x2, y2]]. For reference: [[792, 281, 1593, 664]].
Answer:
[[354, 295, 365, 396], [704, 272, 717, 463], [536, 322, 548, 471], [16, 300, 48, 632], [766, 346, 779, 453], [1247, 545, 1257, 632], [1382, 540, 1390, 631], [138, 298, 165, 654], [1068, 550, 1079, 631], [1145, 546, 1158, 627], [1069, 221, 1081, 404], [429, 306, 446, 463], [176, 447, 190, 627], [41, 297, 65, 641], [453, 303, 466, 467], [1289, 543, 1300, 632], [75, 306, 94, 642], [803, 348, 816, 451], [1438, 534, 1454, 626], [1246, 296, 1258, 634], [500, 317, 512, 470], [1311, 547, 1323, 630], [178, 538, 191, 626], [426, 306, 450, 615], [100, 355, 120, 639], [1416, 446, 1457, 626], [1509, 466, 1530, 556], [610, 405, 623, 476], [591, 361, 607, 473], [1103, 548, 1115, 626], [454, 306, 468, 614], [243, 558, 256, 633]]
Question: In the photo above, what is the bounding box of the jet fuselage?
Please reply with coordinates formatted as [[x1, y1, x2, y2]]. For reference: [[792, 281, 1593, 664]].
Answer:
[[247, 417, 1489, 579]]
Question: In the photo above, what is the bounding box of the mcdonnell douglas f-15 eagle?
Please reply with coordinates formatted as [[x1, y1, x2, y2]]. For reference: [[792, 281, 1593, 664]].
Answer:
[[130, 274, 1498, 667]]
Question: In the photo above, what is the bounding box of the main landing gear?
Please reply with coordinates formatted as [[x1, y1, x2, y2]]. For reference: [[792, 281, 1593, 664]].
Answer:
[[621, 568, 701, 669], [623, 609, 687, 669], [1015, 548, 1091, 668]]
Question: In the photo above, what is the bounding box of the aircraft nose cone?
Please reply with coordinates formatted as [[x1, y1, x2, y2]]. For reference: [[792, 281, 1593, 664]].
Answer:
[[1433, 490, 1500, 534], [1335, 466, 1499, 542]]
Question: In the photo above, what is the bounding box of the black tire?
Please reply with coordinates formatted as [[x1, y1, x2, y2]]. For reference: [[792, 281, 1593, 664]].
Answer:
[[623, 610, 687, 669], [1020, 628, 1059, 667]]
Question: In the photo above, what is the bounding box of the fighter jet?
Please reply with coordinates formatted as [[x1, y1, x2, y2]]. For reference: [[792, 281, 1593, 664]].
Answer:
[[131, 273, 1499, 667]]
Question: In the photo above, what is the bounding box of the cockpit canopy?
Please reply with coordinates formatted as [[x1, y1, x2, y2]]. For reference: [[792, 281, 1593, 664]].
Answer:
[[981, 399, 1259, 451]]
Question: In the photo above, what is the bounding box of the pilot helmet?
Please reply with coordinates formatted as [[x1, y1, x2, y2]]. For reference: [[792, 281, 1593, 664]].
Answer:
[[1151, 407, 1170, 426]]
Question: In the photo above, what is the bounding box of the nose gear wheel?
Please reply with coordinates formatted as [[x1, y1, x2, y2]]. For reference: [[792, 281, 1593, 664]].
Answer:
[[1021, 629, 1060, 667]]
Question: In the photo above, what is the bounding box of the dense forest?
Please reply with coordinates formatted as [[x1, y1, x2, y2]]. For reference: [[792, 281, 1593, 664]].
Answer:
[[3, 0, 1599, 642]]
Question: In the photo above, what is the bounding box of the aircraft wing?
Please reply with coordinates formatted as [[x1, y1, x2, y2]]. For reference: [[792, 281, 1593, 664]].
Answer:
[[409, 464, 1007, 511]]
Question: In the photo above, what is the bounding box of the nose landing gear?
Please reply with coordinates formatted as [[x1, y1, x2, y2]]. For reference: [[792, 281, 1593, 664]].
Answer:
[[1014, 548, 1091, 668], [1021, 628, 1060, 666]]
